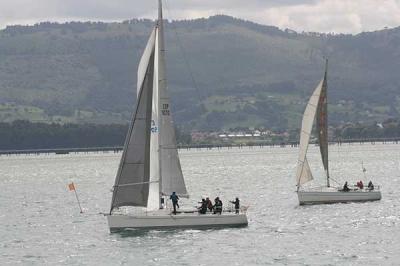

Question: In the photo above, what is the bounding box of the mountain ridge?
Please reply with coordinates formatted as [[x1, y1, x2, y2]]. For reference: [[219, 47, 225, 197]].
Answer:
[[0, 15, 399, 131]]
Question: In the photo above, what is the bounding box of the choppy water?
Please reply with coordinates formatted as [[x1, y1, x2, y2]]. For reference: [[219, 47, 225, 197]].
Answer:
[[1, 143, 400, 265]]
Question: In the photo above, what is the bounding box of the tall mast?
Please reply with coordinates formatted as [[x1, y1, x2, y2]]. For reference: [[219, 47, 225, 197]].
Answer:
[[157, 0, 164, 208], [325, 59, 330, 187], [156, 0, 189, 200]]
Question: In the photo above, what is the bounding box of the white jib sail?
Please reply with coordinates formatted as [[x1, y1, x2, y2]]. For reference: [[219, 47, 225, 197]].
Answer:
[[296, 78, 324, 186], [137, 29, 156, 97], [147, 29, 161, 211], [109, 28, 156, 211]]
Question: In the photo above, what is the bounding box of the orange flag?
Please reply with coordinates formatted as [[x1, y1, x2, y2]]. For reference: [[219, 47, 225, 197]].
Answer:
[[68, 182, 75, 191]]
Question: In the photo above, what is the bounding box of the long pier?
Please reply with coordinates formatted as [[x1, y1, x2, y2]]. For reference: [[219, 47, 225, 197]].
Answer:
[[0, 137, 399, 156], [0, 146, 123, 156]]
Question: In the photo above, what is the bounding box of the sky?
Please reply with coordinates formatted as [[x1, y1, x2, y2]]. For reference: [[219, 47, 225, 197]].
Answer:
[[0, 0, 400, 34]]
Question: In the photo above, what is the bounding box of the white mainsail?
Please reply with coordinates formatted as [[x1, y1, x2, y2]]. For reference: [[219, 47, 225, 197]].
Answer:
[[110, 0, 188, 213], [157, 0, 188, 198], [296, 78, 324, 187]]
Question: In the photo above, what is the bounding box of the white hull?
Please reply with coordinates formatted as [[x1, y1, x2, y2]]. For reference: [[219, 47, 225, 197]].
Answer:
[[107, 212, 248, 232], [298, 190, 381, 205]]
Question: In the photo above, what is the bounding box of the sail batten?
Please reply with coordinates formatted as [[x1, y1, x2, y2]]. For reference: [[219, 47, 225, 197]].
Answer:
[[115, 180, 159, 187]]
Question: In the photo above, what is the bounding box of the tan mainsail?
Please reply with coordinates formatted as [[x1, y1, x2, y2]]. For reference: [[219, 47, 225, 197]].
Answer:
[[317, 60, 329, 187]]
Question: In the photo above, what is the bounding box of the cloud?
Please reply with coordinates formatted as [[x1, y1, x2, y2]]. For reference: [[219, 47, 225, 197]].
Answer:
[[257, 0, 400, 33], [0, 0, 399, 33]]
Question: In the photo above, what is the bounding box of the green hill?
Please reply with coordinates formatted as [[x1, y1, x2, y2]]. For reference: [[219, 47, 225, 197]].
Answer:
[[0, 16, 399, 131]]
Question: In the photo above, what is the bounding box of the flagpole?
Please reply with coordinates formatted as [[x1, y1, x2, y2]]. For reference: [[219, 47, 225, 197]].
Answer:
[[74, 189, 83, 213], [69, 182, 83, 213]]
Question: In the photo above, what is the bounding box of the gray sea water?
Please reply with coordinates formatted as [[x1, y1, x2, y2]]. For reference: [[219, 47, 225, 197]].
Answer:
[[1, 143, 400, 265]]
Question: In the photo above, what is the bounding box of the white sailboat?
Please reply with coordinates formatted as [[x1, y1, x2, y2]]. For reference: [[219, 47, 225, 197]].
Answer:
[[106, 0, 248, 231], [296, 59, 381, 205]]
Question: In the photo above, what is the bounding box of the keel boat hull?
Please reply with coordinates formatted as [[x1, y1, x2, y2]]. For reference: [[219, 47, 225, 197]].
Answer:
[[107, 212, 248, 232], [298, 190, 381, 205]]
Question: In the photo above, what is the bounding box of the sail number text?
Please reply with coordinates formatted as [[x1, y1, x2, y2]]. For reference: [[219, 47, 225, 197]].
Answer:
[[162, 103, 170, 116]]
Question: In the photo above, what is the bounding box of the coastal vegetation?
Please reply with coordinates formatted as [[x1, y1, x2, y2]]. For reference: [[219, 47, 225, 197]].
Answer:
[[0, 120, 399, 150], [0, 16, 399, 131]]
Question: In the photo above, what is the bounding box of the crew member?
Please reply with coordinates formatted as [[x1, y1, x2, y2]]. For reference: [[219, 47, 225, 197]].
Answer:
[[170, 192, 179, 214]]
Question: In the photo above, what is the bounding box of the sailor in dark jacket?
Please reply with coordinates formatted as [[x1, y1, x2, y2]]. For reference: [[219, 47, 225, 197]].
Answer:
[[342, 181, 350, 192], [213, 197, 223, 214], [206, 197, 213, 212], [170, 192, 179, 214], [230, 197, 240, 214], [198, 198, 207, 214]]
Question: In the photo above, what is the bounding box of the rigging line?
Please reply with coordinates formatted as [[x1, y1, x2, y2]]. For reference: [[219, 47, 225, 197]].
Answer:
[[163, 0, 204, 103], [335, 139, 342, 180], [327, 176, 341, 186]]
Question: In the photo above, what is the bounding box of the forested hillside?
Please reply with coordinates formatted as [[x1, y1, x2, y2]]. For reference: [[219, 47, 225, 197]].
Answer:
[[0, 15, 399, 131]]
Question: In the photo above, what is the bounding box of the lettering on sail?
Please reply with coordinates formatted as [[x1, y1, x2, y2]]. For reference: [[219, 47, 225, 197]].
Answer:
[[151, 120, 158, 133], [162, 103, 170, 116]]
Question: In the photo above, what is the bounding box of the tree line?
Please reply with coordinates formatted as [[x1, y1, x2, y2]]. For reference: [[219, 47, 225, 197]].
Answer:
[[0, 119, 398, 150], [0, 120, 191, 150], [334, 119, 400, 140]]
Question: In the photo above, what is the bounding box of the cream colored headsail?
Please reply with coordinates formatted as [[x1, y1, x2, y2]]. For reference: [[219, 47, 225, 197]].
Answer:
[[296, 78, 324, 187]]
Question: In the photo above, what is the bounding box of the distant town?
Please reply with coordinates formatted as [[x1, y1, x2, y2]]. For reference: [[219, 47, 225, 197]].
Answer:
[[190, 129, 292, 146], [190, 118, 400, 146]]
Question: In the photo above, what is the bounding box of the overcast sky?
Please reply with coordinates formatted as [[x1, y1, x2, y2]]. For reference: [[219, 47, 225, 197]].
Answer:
[[1, 0, 400, 33]]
